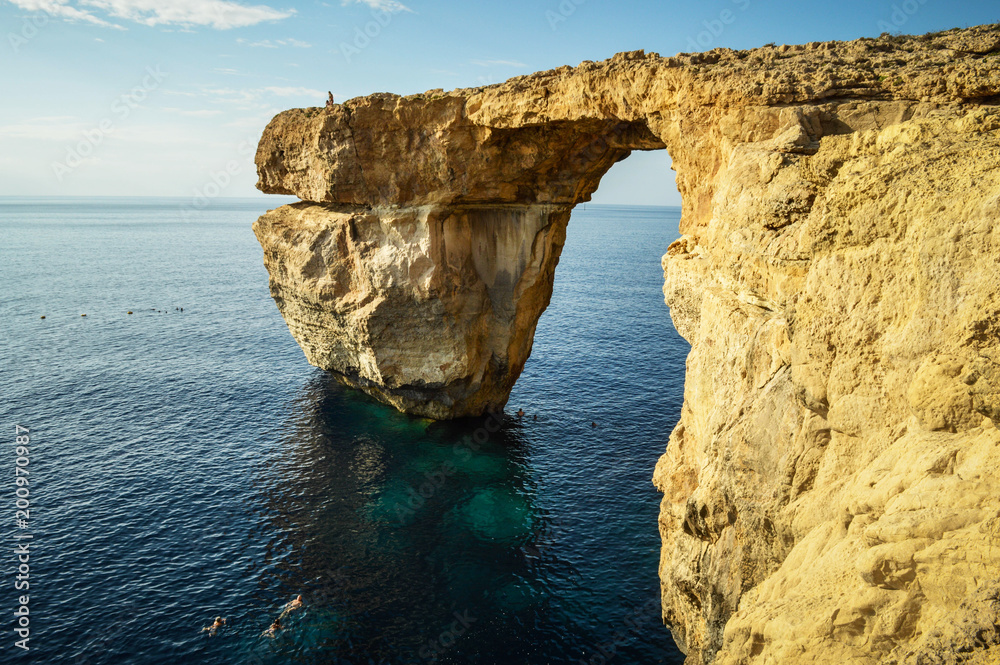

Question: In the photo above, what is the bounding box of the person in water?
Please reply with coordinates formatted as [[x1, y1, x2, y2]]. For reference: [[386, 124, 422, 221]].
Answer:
[[279, 594, 303, 619], [516, 409, 525, 418], [202, 616, 226, 636], [262, 618, 282, 638]]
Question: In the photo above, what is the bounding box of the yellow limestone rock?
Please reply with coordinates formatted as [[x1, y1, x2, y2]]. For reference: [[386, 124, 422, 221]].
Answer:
[[254, 23, 1000, 664], [253, 202, 568, 418]]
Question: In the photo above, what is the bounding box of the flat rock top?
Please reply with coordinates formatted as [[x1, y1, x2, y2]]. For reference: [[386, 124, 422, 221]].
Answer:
[[344, 23, 1000, 117], [256, 23, 1000, 206]]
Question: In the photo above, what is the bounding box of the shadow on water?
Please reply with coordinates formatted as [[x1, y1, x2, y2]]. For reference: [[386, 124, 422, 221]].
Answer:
[[238, 373, 611, 665]]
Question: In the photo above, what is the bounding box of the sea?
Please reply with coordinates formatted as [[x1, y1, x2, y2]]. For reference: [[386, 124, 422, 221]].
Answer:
[[1, 197, 690, 665]]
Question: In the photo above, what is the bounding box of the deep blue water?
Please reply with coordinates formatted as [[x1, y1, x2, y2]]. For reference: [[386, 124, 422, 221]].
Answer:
[[0, 198, 689, 664]]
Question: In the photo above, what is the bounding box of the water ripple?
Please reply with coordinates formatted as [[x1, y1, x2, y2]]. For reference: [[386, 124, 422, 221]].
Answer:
[[1, 199, 687, 664]]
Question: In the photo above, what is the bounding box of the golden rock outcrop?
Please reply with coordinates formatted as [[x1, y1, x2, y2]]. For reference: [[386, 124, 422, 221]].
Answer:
[[254, 24, 1000, 663]]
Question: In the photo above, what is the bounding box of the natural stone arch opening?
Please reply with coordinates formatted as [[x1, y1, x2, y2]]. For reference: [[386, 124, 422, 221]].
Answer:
[[511, 145, 687, 419], [254, 106, 688, 420], [587, 148, 680, 208]]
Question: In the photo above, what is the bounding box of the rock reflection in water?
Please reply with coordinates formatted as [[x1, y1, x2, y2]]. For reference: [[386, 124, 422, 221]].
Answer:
[[241, 373, 581, 664]]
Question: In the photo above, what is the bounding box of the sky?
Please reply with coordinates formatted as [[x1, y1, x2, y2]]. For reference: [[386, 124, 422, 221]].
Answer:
[[0, 0, 996, 206]]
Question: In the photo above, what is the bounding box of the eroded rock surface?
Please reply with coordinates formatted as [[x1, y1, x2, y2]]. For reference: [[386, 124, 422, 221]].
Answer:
[[655, 106, 1000, 665], [254, 23, 1000, 664], [254, 202, 568, 418]]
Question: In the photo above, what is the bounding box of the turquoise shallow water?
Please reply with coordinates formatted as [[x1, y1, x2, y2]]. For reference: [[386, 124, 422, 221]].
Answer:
[[1, 197, 688, 664]]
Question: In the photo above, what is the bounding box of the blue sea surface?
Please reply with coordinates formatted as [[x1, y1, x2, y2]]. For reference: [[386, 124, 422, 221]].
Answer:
[[0, 197, 689, 664]]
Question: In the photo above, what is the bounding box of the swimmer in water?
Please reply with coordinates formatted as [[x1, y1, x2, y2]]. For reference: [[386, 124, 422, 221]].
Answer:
[[517, 409, 525, 418], [202, 616, 226, 636], [262, 618, 282, 638], [279, 594, 304, 619]]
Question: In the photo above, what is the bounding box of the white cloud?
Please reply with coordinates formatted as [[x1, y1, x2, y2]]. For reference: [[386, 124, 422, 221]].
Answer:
[[164, 108, 225, 117], [0, 117, 208, 147], [200, 86, 328, 111], [4, 0, 294, 29], [236, 37, 277, 47], [5, 0, 121, 27], [342, 0, 411, 14], [262, 86, 325, 98], [236, 37, 312, 48], [0, 116, 86, 142], [87, 0, 295, 28], [471, 59, 527, 68], [222, 115, 273, 130]]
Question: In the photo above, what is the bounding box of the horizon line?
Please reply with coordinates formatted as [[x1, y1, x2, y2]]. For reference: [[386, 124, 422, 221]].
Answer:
[[0, 195, 683, 208]]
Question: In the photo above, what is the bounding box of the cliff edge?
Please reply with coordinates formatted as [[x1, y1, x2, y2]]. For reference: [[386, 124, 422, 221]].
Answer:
[[254, 24, 1000, 663]]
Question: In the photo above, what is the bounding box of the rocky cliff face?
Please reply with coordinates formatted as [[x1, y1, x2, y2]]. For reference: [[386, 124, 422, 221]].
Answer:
[[254, 202, 569, 418], [655, 89, 1000, 665], [254, 24, 1000, 663]]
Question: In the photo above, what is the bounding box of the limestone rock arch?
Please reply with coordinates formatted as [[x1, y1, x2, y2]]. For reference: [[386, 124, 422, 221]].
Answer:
[[253, 25, 1000, 665]]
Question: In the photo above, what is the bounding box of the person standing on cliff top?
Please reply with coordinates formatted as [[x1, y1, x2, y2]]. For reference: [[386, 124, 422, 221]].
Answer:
[[326, 92, 335, 109]]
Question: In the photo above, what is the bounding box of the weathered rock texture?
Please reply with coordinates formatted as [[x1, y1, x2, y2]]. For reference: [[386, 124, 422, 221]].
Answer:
[[254, 202, 569, 418], [254, 24, 1000, 663]]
